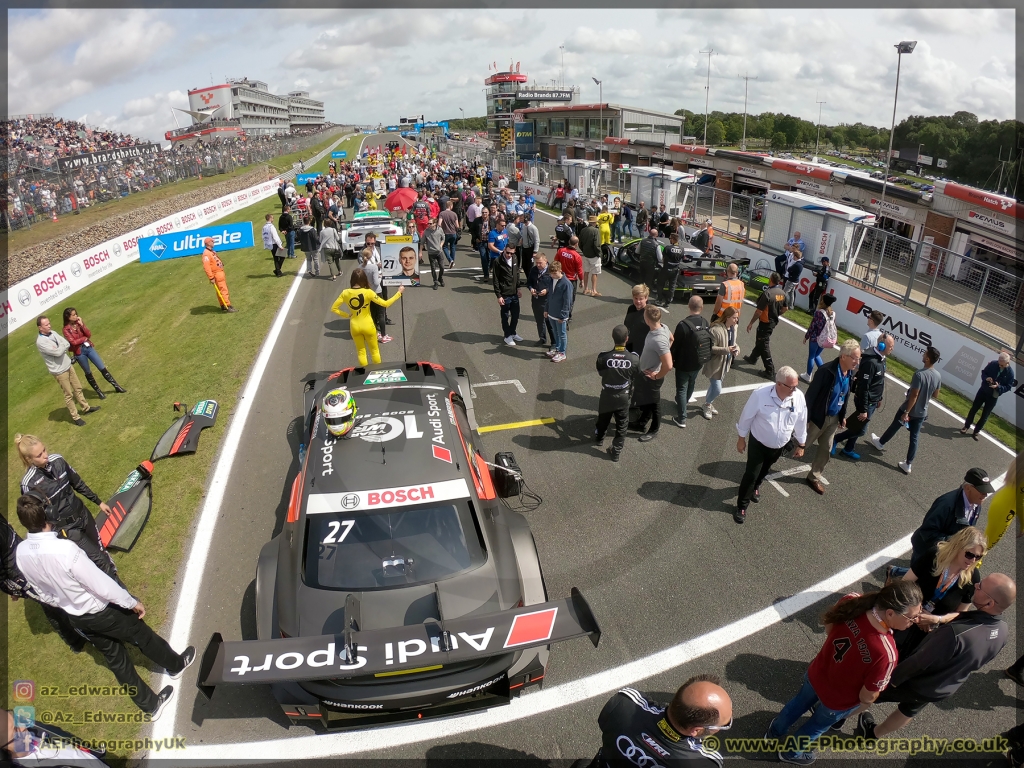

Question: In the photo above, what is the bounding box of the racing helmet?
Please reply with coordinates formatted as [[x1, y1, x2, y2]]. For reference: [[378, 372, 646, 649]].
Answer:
[[321, 388, 357, 437]]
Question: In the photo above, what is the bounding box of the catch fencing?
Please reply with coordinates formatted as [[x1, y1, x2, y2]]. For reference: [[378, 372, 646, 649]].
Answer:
[[4, 126, 350, 233]]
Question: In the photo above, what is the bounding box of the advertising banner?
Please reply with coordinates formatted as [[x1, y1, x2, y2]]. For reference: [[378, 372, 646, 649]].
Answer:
[[679, 224, 1020, 427], [295, 173, 320, 185], [331, 151, 348, 158], [1, 179, 282, 338], [138, 222, 255, 263], [55, 143, 161, 173]]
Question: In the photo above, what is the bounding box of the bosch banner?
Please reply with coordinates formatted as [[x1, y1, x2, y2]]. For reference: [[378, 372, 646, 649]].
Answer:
[[139, 223, 255, 264]]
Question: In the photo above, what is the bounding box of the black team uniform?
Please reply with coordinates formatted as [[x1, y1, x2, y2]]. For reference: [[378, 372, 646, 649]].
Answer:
[[595, 345, 641, 462]]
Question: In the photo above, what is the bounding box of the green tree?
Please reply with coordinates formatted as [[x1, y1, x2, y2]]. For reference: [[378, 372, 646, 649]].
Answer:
[[724, 115, 744, 144], [706, 119, 726, 145], [829, 127, 846, 151], [771, 131, 788, 150], [754, 114, 775, 147]]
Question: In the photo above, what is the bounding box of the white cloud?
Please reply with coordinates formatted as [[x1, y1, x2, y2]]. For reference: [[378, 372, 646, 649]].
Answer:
[[8, 10, 174, 115]]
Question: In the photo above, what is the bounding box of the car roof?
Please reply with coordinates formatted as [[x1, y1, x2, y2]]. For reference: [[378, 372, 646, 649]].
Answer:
[[304, 367, 470, 511]]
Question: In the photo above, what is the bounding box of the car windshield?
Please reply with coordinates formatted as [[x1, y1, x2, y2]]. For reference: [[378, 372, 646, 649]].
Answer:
[[304, 502, 484, 590]]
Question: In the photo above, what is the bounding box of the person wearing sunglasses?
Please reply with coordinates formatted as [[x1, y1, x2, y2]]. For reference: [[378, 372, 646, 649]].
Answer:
[[766, 580, 923, 766], [885, 526, 986, 651], [591, 674, 732, 767], [855, 572, 1014, 742]]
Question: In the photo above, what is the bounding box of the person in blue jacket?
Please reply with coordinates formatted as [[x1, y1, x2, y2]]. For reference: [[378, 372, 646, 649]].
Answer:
[[545, 260, 574, 363], [960, 352, 1015, 440]]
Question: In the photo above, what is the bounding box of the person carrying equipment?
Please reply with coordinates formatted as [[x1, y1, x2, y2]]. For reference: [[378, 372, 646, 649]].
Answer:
[[330, 268, 404, 366], [202, 237, 235, 312], [321, 389, 357, 437]]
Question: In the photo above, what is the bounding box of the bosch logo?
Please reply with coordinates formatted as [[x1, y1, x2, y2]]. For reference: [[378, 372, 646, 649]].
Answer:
[[84, 250, 110, 270], [18, 289, 31, 307], [123, 236, 139, 251], [70, 262, 82, 278], [181, 212, 197, 224], [34, 271, 68, 296], [204, 205, 217, 215], [340, 493, 360, 510], [156, 222, 174, 235]]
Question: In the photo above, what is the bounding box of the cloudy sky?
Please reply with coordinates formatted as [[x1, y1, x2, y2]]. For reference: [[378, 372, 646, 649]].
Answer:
[[8, 8, 1016, 144]]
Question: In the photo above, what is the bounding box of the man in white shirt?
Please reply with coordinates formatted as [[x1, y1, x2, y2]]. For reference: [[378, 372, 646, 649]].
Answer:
[[15, 496, 194, 719], [734, 366, 808, 524]]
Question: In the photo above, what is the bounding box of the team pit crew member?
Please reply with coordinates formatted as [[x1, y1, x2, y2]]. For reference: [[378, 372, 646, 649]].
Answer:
[[594, 325, 641, 463], [17, 434, 119, 580], [202, 236, 236, 312], [656, 233, 687, 307], [592, 676, 732, 767], [833, 334, 894, 460]]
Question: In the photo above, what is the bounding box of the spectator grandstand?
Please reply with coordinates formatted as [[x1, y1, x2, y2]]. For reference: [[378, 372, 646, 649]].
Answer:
[[3, 115, 340, 234]]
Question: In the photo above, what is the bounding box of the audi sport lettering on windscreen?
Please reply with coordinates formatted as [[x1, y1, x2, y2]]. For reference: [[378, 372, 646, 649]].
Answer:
[[198, 591, 600, 691]]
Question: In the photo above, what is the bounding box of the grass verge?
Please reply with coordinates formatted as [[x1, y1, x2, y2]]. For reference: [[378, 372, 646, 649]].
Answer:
[[3, 131, 365, 756], [9, 130, 350, 254], [760, 291, 1021, 452]]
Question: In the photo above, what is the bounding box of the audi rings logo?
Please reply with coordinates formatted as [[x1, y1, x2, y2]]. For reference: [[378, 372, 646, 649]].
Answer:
[[605, 359, 633, 369], [70, 262, 82, 278], [340, 493, 360, 510], [616, 735, 666, 768], [18, 289, 31, 307]]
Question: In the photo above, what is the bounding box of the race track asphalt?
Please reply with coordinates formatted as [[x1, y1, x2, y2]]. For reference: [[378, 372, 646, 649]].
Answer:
[[165, 137, 1019, 764]]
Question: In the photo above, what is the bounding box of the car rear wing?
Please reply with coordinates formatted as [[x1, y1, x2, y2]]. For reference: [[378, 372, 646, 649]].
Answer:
[[150, 400, 219, 462], [197, 588, 599, 699], [94, 461, 154, 552]]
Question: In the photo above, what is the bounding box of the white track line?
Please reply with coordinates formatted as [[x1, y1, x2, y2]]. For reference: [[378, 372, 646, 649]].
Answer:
[[159, 534, 914, 762], [152, 131, 382, 741], [150, 257, 309, 744]]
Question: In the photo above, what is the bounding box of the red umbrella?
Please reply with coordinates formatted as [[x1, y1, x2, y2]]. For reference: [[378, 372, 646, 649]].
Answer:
[[384, 187, 418, 213]]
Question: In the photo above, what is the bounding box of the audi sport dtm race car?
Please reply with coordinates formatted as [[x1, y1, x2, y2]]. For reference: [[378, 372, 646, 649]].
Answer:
[[197, 361, 600, 729], [604, 237, 753, 301], [340, 210, 405, 258]]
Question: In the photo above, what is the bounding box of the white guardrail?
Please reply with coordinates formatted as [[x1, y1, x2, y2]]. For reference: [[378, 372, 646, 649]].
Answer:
[[0, 134, 351, 340]]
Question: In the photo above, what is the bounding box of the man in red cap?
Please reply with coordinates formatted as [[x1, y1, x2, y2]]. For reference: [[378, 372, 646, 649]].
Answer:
[[201, 237, 236, 312]]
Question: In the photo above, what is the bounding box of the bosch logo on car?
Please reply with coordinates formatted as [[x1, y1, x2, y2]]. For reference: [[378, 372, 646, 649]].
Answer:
[[367, 486, 434, 506], [34, 271, 68, 296]]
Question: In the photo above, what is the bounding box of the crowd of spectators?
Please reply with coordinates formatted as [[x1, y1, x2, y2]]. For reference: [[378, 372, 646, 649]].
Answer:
[[3, 116, 341, 234]]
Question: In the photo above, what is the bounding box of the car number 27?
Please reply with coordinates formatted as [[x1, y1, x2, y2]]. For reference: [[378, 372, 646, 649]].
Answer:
[[324, 520, 355, 544]]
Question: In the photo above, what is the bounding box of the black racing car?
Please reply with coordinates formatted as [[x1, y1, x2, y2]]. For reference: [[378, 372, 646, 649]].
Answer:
[[197, 361, 600, 729], [604, 237, 752, 301]]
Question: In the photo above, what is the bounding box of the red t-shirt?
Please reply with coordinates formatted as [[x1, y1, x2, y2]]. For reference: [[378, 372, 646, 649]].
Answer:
[[555, 247, 584, 281], [807, 594, 897, 711]]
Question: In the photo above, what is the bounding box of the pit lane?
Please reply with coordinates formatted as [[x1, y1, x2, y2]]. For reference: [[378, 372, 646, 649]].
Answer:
[[152, 139, 1018, 763]]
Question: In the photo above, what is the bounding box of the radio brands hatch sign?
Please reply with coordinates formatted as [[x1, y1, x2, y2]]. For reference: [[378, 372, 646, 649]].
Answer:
[[138, 223, 255, 263]]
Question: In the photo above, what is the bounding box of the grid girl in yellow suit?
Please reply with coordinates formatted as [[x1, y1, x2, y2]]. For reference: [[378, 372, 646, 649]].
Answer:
[[985, 456, 1022, 550], [331, 268, 403, 366]]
